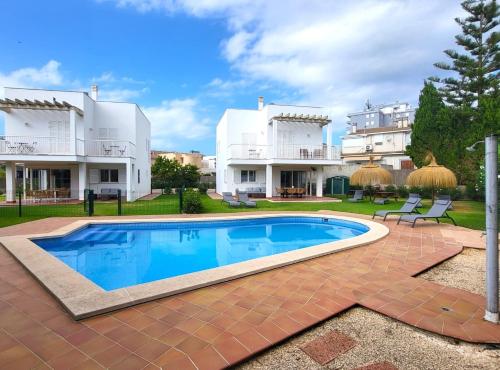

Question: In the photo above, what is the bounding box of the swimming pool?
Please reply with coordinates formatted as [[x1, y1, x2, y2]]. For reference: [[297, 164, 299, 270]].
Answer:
[[34, 216, 369, 291]]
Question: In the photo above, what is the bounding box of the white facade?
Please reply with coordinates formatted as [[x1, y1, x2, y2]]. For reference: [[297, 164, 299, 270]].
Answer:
[[341, 101, 415, 170], [200, 155, 216, 175], [341, 127, 413, 170], [216, 98, 341, 197], [0, 87, 151, 201]]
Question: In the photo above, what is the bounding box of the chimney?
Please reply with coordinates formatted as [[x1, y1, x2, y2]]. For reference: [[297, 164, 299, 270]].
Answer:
[[91, 85, 98, 101], [258, 96, 264, 110]]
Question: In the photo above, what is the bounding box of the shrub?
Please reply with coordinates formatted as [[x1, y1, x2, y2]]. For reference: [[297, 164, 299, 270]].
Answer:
[[183, 190, 203, 214], [197, 183, 209, 195], [438, 187, 463, 200], [384, 185, 396, 193], [465, 183, 485, 201], [408, 186, 422, 197], [397, 185, 409, 198], [163, 187, 172, 195], [420, 186, 434, 199]]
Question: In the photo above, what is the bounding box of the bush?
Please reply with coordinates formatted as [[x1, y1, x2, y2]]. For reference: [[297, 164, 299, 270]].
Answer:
[[163, 187, 172, 195], [183, 190, 203, 214], [408, 186, 422, 197], [197, 183, 209, 195], [420, 186, 434, 199], [384, 184, 396, 193], [465, 183, 485, 201], [438, 187, 463, 200], [397, 185, 409, 198]]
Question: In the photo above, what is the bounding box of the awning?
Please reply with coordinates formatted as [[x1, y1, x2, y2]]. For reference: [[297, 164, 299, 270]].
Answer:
[[344, 155, 382, 162], [0, 98, 83, 116]]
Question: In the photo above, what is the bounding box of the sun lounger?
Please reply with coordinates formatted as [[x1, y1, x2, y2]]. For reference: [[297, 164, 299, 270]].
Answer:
[[397, 199, 456, 227], [237, 191, 257, 207], [348, 189, 364, 202], [222, 192, 241, 207], [373, 195, 421, 221]]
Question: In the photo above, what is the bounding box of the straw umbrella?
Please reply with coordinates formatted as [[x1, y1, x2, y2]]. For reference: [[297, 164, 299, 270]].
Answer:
[[406, 152, 457, 202], [350, 156, 393, 199]]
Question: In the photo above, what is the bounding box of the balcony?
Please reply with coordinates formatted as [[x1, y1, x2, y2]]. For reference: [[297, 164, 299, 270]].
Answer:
[[0, 136, 136, 158], [227, 144, 340, 161]]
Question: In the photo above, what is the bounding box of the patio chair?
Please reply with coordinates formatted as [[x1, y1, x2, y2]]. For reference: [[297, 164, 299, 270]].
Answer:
[[409, 193, 423, 207], [102, 144, 112, 155], [276, 187, 286, 198], [397, 199, 456, 228], [237, 192, 257, 208], [348, 190, 364, 202], [437, 194, 453, 210], [222, 192, 241, 207], [373, 195, 421, 221]]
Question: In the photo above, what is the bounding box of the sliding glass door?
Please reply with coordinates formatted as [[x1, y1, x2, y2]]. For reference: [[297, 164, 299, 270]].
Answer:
[[280, 171, 306, 188]]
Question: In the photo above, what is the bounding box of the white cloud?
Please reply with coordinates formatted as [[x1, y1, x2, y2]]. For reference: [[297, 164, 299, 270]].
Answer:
[[0, 60, 64, 97], [143, 98, 212, 150], [103, 0, 464, 133]]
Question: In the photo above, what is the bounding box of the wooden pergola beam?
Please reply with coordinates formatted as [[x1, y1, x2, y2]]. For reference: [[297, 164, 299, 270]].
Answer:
[[0, 98, 83, 116]]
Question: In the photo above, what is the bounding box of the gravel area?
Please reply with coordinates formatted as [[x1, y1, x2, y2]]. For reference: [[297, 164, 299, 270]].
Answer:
[[419, 247, 490, 296], [237, 248, 500, 370]]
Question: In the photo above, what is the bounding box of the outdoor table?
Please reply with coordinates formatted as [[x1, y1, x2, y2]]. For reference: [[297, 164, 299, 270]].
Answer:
[[109, 145, 120, 155]]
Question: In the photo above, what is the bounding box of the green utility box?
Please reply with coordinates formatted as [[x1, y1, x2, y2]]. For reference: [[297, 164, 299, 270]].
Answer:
[[326, 176, 350, 195]]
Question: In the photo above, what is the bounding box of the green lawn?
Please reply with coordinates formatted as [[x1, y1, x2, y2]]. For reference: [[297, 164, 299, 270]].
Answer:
[[0, 194, 485, 231]]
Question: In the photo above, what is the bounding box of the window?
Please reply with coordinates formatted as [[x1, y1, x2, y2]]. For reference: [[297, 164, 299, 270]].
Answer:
[[98, 128, 118, 139], [100, 169, 119, 183], [241, 170, 256, 183], [138, 169, 141, 184], [370, 113, 374, 118]]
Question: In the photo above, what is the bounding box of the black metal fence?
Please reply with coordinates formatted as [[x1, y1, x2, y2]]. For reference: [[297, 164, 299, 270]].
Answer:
[[0, 189, 182, 221]]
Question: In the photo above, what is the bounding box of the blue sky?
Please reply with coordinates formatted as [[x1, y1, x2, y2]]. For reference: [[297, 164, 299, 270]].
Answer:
[[0, 0, 463, 154]]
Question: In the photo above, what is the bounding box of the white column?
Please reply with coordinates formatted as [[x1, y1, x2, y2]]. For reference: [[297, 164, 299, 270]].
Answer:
[[266, 164, 273, 198], [272, 120, 278, 159], [78, 163, 87, 200], [316, 167, 323, 197], [69, 109, 77, 154], [126, 161, 132, 201], [326, 121, 333, 159], [5, 162, 16, 202]]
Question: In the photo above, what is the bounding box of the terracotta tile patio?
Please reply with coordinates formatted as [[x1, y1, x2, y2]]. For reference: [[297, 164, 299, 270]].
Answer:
[[0, 212, 499, 369]]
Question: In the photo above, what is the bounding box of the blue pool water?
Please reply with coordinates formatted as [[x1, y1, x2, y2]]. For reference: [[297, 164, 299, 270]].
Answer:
[[33, 217, 369, 291]]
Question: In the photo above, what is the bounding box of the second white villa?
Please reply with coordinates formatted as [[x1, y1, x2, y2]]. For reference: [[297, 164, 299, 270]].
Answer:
[[216, 97, 341, 198], [0, 86, 151, 201]]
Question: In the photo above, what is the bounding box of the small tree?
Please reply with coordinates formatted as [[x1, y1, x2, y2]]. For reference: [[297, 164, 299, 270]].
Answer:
[[151, 157, 200, 189]]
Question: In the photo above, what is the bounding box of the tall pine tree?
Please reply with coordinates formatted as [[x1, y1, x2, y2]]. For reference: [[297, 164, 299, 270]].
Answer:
[[430, 0, 499, 107]]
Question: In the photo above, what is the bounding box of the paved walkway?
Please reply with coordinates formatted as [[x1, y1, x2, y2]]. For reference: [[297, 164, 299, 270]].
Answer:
[[0, 212, 498, 369]]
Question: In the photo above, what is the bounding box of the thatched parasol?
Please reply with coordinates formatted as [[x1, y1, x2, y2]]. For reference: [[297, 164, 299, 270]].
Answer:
[[406, 152, 457, 201], [350, 157, 393, 186]]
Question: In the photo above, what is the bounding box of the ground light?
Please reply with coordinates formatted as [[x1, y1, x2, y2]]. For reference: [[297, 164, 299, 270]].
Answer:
[[467, 135, 499, 323]]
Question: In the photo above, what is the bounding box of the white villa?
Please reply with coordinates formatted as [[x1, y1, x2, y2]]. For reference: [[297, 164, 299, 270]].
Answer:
[[216, 97, 341, 198], [0, 86, 151, 202]]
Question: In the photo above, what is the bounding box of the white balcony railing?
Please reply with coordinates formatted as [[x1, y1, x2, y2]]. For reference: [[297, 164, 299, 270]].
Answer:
[[0, 136, 136, 158], [227, 144, 340, 161], [0, 136, 72, 155], [85, 140, 136, 158]]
